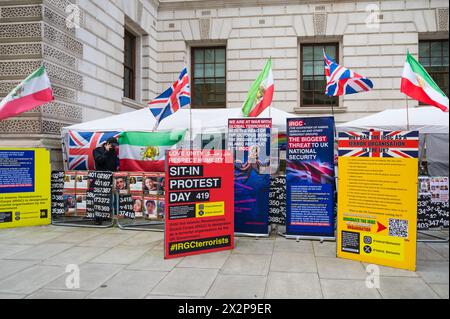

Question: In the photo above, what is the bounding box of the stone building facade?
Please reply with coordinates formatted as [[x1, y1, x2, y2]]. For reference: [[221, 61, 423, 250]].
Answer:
[[0, 0, 448, 168]]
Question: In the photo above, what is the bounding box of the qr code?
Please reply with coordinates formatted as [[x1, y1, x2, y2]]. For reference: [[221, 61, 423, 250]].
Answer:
[[389, 218, 408, 238]]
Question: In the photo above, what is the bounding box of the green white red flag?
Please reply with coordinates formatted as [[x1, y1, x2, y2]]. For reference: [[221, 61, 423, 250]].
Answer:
[[401, 51, 449, 112], [0, 65, 54, 120], [241, 59, 274, 117], [118, 130, 186, 172]]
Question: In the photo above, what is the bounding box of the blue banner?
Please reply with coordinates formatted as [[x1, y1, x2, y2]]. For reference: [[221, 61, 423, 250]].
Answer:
[[286, 117, 335, 237], [0, 150, 35, 194], [228, 118, 272, 235]]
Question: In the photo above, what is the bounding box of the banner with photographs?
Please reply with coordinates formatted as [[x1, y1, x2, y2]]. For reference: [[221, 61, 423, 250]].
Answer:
[[418, 176, 449, 230]]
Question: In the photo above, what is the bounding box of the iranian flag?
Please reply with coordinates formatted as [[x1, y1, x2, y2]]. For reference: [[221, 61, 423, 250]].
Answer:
[[0, 65, 54, 120], [242, 59, 274, 117], [118, 130, 186, 172], [401, 52, 449, 112]]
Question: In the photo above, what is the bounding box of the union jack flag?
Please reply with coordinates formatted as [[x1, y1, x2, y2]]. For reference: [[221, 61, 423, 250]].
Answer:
[[66, 131, 120, 170], [324, 50, 373, 96], [338, 131, 419, 158], [286, 160, 334, 185], [148, 67, 190, 127]]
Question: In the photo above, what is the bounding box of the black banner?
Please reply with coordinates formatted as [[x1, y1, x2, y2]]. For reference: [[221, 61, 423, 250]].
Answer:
[[269, 176, 286, 225]]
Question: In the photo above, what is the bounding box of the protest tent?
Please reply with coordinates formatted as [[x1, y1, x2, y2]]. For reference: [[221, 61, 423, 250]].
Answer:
[[62, 107, 296, 134], [337, 107, 449, 176]]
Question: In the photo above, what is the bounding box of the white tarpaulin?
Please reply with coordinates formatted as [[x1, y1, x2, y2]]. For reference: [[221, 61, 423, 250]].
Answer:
[[337, 107, 449, 176], [336, 107, 449, 134], [62, 107, 296, 134]]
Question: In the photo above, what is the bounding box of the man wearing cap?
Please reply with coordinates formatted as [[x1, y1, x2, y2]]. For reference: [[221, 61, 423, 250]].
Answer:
[[93, 137, 119, 171]]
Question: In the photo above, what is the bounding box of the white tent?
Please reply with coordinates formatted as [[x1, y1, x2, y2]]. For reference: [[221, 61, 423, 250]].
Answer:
[[62, 107, 297, 134], [337, 107, 449, 176], [336, 107, 449, 134]]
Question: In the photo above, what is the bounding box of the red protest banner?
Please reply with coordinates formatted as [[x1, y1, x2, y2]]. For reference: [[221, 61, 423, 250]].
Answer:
[[164, 150, 234, 259]]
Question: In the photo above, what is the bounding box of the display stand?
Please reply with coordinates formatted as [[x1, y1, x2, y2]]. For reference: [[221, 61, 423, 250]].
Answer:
[[278, 231, 335, 243]]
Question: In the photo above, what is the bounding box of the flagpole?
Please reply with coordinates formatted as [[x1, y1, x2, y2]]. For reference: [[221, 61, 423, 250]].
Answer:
[[405, 94, 410, 131]]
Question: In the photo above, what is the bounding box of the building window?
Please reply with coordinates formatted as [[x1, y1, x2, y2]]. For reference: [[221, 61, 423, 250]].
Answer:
[[124, 29, 137, 100], [301, 43, 339, 107], [419, 40, 449, 97], [191, 47, 226, 108]]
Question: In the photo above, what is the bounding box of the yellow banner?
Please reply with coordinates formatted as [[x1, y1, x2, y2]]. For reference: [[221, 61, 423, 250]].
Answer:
[[0, 148, 51, 228], [195, 201, 224, 218], [337, 156, 418, 271]]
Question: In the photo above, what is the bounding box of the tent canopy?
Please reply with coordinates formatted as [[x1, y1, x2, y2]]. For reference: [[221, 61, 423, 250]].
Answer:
[[62, 107, 296, 134], [337, 107, 449, 134]]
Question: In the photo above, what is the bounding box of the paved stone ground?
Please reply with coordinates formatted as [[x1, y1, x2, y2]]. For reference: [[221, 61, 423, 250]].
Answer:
[[0, 225, 448, 299]]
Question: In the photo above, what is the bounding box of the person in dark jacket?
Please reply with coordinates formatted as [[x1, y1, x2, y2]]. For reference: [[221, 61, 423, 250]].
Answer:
[[92, 137, 119, 225], [93, 137, 119, 171]]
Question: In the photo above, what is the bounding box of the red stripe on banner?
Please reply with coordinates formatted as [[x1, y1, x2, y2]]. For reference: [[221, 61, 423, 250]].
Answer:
[[401, 78, 449, 112], [372, 131, 380, 157], [338, 140, 419, 148], [119, 159, 165, 172], [0, 88, 54, 120]]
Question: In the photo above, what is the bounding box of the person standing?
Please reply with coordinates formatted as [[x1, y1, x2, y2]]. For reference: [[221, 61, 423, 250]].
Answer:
[[92, 137, 119, 225], [93, 137, 119, 171]]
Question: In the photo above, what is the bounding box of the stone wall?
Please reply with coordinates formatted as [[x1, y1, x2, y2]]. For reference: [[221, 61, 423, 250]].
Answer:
[[157, 0, 449, 122]]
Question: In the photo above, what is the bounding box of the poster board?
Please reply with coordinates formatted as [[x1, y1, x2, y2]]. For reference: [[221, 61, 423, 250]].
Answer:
[[228, 118, 271, 235], [337, 131, 419, 271], [0, 148, 51, 228], [164, 150, 234, 259], [286, 117, 335, 237]]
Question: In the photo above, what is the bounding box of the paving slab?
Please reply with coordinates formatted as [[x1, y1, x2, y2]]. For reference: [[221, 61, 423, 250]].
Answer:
[[377, 277, 441, 299], [206, 274, 267, 299], [77, 233, 136, 248], [5, 243, 73, 261], [362, 263, 419, 277], [0, 259, 36, 281], [127, 249, 181, 271], [90, 246, 150, 264], [42, 246, 109, 266], [425, 243, 449, 260], [233, 239, 274, 255], [416, 243, 447, 261], [320, 279, 381, 299], [177, 250, 231, 269], [26, 289, 90, 299], [120, 231, 164, 247], [150, 268, 218, 297], [48, 230, 104, 244], [87, 270, 167, 299], [222, 254, 271, 276], [416, 261, 449, 284], [270, 252, 317, 273], [0, 265, 65, 295], [6, 231, 63, 245], [0, 293, 25, 299], [0, 244, 34, 259], [429, 284, 449, 299], [312, 241, 337, 257], [316, 256, 366, 280], [44, 263, 124, 291], [273, 238, 314, 254], [265, 272, 322, 299]]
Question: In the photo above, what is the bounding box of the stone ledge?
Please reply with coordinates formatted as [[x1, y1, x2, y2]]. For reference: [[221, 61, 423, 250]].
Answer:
[[293, 107, 347, 114]]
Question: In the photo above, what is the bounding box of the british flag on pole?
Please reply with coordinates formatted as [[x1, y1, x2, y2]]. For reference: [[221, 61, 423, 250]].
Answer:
[[338, 131, 419, 158], [148, 67, 190, 128], [66, 131, 120, 170], [324, 50, 373, 96]]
